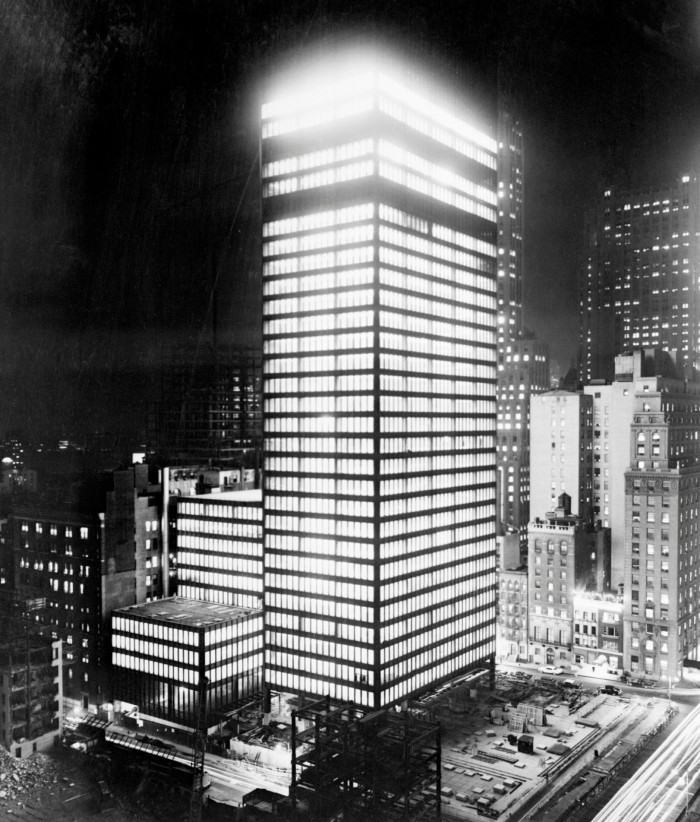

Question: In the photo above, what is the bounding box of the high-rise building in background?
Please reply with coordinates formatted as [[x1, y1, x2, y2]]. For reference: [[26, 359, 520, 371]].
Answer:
[[495, 101, 549, 544], [148, 343, 262, 469], [579, 174, 700, 383], [261, 49, 498, 709]]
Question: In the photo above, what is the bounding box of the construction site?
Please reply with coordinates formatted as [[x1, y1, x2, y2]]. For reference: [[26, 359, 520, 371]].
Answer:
[[0, 663, 685, 822]]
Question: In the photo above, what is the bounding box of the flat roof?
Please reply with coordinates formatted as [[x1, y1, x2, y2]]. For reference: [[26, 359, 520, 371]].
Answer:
[[191, 489, 262, 503], [115, 596, 261, 627]]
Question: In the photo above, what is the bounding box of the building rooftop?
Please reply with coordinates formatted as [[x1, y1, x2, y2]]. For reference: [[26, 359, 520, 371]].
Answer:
[[192, 488, 262, 503], [115, 596, 261, 627]]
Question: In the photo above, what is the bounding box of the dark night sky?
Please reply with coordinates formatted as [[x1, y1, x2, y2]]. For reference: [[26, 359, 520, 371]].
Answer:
[[1, 0, 699, 443]]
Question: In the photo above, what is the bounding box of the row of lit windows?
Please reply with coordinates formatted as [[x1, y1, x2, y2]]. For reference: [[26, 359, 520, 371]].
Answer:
[[265, 287, 374, 316], [264, 224, 374, 258], [265, 453, 495, 477], [177, 518, 261, 538], [21, 522, 92, 539], [265, 311, 372, 338], [266, 572, 372, 602], [379, 227, 497, 280], [431, 220, 495, 258], [266, 613, 372, 646], [379, 417, 494, 433], [377, 140, 496, 207], [265, 515, 375, 538], [265, 555, 371, 579], [264, 245, 376, 277], [265, 414, 492, 436], [381, 617, 487, 665], [263, 263, 374, 290], [266, 669, 370, 706], [380, 510, 493, 539], [112, 652, 197, 684], [380, 589, 494, 624], [262, 139, 373, 180], [177, 501, 262, 521], [266, 335, 373, 359], [378, 160, 495, 222], [377, 374, 492, 396], [382, 530, 494, 561], [264, 397, 373, 416], [263, 203, 375, 237], [177, 536, 262, 556], [206, 653, 263, 684], [376, 77, 496, 160], [265, 436, 373, 453], [263, 159, 375, 197], [268, 651, 374, 686], [379, 308, 494, 343], [267, 433, 494, 455], [204, 635, 259, 666], [266, 376, 373, 397], [379, 481, 493, 502], [378, 283, 494, 325], [177, 551, 260, 577], [112, 634, 197, 665], [267, 477, 373, 495], [267, 592, 372, 622], [381, 565, 492, 600], [266, 418, 373, 436], [379, 330, 496, 363], [262, 92, 374, 138], [379, 241, 494, 280], [265, 535, 373, 559], [380, 396, 495, 415], [179, 569, 264, 593], [112, 617, 197, 646], [267, 495, 374, 517], [379, 353, 493, 378]]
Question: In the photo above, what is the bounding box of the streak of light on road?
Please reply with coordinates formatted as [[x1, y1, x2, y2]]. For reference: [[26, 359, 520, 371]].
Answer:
[[591, 702, 700, 822]]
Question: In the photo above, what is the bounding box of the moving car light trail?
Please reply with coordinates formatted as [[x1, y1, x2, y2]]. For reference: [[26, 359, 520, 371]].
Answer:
[[592, 702, 699, 822]]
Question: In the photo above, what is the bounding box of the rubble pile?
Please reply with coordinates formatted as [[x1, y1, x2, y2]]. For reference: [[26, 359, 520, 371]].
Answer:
[[0, 747, 64, 811]]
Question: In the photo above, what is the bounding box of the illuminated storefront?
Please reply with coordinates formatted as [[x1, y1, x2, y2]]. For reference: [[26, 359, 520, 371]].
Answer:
[[261, 50, 498, 709]]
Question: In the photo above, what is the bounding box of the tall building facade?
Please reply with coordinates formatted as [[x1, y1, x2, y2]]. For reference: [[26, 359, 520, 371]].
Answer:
[[530, 390, 594, 522], [580, 174, 700, 383], [495, 102, 549, 541], [622, 350, 700, 681], [261, 51, 498, 709]]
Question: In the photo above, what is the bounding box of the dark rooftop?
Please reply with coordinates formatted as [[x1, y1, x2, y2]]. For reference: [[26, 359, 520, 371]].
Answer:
[[114, 596, 260, 628]]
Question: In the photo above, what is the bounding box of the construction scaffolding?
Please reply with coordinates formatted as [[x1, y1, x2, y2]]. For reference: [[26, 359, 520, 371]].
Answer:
[[0, 593, 60, 750], [282, 697, 441, 822]]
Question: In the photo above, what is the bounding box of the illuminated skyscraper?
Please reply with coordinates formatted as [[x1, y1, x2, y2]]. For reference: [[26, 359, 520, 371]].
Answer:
[[495, 101, 549, 541], [580, 174, 700, 383], [261, 50, 498, 709]]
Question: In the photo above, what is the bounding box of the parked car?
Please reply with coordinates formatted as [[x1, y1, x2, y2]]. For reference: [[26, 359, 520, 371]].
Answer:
[[600, 684, 622, 696], [538, 665, 564, 675], [562, 679, 581, 689]]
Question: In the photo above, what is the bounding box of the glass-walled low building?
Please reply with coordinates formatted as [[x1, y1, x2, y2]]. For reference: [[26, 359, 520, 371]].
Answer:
[[111, 597, 263, 732]]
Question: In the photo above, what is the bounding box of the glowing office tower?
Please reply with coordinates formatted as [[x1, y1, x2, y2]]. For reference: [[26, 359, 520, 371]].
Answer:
[[261, 51, 498, 709]]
